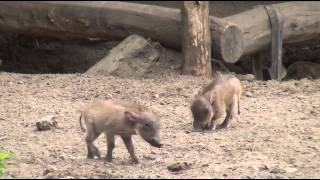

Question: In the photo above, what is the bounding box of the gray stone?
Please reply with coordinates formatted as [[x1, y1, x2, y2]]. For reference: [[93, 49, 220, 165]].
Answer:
[[86, 34, 159, 78], [239, 74, 255, 82]]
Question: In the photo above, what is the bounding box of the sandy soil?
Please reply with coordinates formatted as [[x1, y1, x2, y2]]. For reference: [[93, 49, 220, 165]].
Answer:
[[0, 72, 319, 179]]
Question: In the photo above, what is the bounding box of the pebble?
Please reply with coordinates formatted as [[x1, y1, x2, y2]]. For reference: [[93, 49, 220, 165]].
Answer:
[[240, 74, 255, 82], [143, 155, 156, 160], [244, 91, 253, 97], [167, 162, 192, 172], [153, 94, 160, 99], [250, 165, 259, 171], [285, 167, 297, 173]]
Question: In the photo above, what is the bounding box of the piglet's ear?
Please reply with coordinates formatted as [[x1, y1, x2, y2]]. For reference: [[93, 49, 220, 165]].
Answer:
[[192, 88, 202, 100], [125, 111, 140, 123]]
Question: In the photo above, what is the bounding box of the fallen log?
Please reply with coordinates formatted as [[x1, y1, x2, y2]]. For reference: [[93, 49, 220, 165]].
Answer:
[[0, 1, 318, 64], [225, 1, 320, 58], [0, 1, 243, 63]]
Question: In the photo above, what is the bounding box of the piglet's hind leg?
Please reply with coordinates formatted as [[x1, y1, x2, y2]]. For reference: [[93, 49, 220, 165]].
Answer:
[[219, 96, 237, 129]]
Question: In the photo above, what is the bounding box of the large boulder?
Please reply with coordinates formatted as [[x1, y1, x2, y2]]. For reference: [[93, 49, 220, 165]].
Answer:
[[86, 34, 160, 78]]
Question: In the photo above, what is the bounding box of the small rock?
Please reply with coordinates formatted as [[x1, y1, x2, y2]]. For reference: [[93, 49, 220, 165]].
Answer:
[[310, 110, 317, 116], [244, 91, 252, 97], [153, 94, 160, 99], [143, 155, 156, 160], [43, 166, 58, 176], [93, 174, 111, 179], [270, 165, 286, 174], [250, 165, 259, 171], [300, 116, 308, 120], [259, 164, 271, 171], [167, 162, 192, 172], [105, 94, 113, 99], [287, 158, 296, 165], [64, 176, 76, 179], [280, 84, 299, 93], [307, 136, 313, 140], [43, 169, 53, 176], [201, 164, 209, 167], [149, 151, 157, 156], [285, 167, 297, 173], [300, 78, 310, 83], [21, 75, 32, 79], [240, 74, 255, 82], [44, 175, 58, 179], [273, 79, 283, 85], [242, 175, 254, 179], [274, 174, 289, 179], [36, 116, 61, 131], [36, 121, 53, 131]]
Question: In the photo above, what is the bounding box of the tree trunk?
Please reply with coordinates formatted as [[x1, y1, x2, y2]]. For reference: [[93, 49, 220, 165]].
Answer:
[[182, 1, 211, 77], [0, 1, 242, 63]]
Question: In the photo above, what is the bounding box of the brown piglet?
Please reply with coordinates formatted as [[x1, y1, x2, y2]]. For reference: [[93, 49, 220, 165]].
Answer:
[[79, 99, 163, 164], [191, 73, 243, 131]]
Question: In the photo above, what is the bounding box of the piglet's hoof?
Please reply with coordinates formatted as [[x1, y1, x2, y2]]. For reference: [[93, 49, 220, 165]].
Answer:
[[131, 159, 139, 164], [103, 156, 112, 162], [217, 124, 230, 130]]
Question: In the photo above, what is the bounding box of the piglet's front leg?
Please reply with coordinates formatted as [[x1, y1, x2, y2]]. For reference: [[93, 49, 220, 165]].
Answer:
[[207, 119, 217, 131], [121, 135, 139, 164], [208, 110, 225, 131]]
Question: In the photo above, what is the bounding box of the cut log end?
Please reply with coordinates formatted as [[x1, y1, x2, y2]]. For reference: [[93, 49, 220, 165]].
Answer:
[[216, 24, 244, 63]]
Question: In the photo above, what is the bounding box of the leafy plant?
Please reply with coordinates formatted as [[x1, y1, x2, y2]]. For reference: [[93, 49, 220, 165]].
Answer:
[[0, 151, 14, 177]]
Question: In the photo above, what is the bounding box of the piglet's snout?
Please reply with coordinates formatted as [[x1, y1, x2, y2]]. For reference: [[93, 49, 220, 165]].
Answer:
[[193, 122, 204, 130], [193, 122, 200, 129], [147, 134, 163, 148], [147, 139, 163, 148]]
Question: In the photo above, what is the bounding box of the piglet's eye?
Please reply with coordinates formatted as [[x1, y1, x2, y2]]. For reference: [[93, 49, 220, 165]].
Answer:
[[145, 123, 150, 127]]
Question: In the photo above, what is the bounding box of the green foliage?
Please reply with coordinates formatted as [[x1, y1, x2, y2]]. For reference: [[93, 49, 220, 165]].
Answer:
[[0, 151, 14, 177]]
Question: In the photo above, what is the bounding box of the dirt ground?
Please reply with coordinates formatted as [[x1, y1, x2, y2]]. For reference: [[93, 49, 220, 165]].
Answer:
[[0, 70, 319, 179]]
